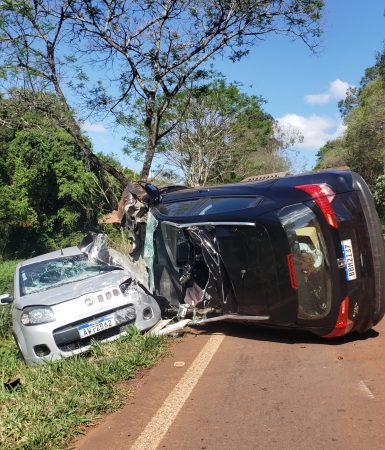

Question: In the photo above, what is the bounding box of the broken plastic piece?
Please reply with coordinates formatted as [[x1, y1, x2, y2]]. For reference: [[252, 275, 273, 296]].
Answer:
[[184, 283, 204, 306], [148, 319, 173, 335], [155, 319, 192, 335], [178, 304, 189, 319]]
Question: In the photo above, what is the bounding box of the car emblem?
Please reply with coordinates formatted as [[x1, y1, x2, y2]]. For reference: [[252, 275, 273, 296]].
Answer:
[[337, 258, 345, 269], [84, 297, 94, 306]]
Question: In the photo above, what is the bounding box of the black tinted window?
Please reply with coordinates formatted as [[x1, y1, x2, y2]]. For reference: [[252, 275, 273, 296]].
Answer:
[[194, 197, 262, 216], [157, 200, 199, 217], [157, 196, 262, 217], [278, 204, 332, 320]]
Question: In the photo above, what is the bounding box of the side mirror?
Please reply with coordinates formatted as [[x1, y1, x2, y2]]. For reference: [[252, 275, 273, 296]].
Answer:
[[145, 183, 160, 204], [0, 294, 13, 305]]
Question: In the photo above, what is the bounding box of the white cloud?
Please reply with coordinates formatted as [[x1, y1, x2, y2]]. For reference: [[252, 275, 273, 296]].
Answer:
[[305, 79, 352, 105], [277, 114, 346, 150], [80, 120, 107, 133]]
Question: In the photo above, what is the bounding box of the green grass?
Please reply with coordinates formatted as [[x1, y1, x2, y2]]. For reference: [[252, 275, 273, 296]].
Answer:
[[0, 260, 168, 449], [0, 324, 168, 449], [0, 260, 18, 341]]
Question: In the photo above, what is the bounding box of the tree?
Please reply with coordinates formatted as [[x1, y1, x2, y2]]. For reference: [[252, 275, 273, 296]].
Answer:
[[316, 46, 385, 186], [0, 0, 324, 180], [0, 92, 125, 258], [314, 138, 348, 170], [343, 78, 385, 185], [160, 79, 292, 185], [0, 3, 129, 188]]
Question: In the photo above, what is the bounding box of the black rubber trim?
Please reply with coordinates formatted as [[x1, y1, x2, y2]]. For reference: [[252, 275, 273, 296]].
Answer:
[[352, 172, 385, 327]]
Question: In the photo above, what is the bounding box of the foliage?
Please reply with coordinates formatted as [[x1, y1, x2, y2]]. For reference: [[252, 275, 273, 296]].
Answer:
[[0, 92, 124, 259], [316, 46, 385, 189], [342, 78, 385, 186], [0, 0, 324, 180], [373, 175, 385, 219], [160, 78, 292, 185], [314, 139, 349, 170], [0, 260, 18, 295], [0, 305, 13, 342], [0, 259, 17, 340], [0, 320, 168, 450]]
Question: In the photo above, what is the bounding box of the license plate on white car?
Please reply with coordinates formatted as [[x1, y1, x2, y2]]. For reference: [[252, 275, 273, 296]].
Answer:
[[78, 316, 116, 338]]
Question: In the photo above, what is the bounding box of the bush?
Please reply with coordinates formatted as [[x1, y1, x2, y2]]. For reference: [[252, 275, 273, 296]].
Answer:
[[0, 260, 18, 294]]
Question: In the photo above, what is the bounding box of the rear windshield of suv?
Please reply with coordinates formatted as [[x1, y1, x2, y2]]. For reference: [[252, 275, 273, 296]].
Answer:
[[277, 204, 332, 320]]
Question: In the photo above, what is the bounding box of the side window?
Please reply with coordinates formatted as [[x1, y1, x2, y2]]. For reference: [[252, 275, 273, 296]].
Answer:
[[194, 197, 262, 216], [157, 196, 262, 217], [156, 200, 199, 217]]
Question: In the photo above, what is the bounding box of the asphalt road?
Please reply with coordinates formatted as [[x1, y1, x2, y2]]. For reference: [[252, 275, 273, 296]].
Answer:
[[75, 321, 385, 450]]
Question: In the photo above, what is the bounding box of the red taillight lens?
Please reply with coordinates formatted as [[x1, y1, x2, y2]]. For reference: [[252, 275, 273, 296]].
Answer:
[[323, 296, 354, 338], [287, 253, 298, 289], [295, 183, 338, 228]]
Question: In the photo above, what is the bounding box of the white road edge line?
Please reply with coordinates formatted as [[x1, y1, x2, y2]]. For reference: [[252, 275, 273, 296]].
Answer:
[[358, 380, 375, 399], [130, 334, 225, 450]]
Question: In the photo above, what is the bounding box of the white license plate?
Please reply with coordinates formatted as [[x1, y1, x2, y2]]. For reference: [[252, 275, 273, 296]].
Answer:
[[341, 239, 357, 281], [78, 316, 116, 338]]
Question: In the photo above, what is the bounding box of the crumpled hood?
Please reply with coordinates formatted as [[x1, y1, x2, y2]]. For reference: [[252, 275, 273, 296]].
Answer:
[[15, 270, 131, 309]]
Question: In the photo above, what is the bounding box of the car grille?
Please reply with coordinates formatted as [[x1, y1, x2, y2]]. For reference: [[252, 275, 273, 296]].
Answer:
[[53, 306, 135, 352]]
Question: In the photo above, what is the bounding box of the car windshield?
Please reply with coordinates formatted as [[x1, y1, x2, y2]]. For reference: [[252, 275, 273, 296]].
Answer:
[[278, 204, 332, 320], [19, 254, 121, 296]]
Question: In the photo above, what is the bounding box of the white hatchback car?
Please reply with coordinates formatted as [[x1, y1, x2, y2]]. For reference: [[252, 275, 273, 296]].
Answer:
[[2, 246, 161, 365]]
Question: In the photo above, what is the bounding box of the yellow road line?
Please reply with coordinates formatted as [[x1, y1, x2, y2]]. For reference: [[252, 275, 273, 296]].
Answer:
[[130, 334, 225, 450]]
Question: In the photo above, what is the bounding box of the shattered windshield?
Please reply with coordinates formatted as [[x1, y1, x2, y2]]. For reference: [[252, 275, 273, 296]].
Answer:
[[19, 254, 122, 296]]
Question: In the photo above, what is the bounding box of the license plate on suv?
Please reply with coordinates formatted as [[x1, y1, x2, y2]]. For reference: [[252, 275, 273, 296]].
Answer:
[[341, 239, 357, 281], [78, 316, 116, 338]]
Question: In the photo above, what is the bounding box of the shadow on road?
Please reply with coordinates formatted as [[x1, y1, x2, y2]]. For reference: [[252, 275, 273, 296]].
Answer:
[[191, 321, 380, 346]]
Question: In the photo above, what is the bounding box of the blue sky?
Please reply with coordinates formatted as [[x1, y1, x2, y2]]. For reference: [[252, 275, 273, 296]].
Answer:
[[82, 1, 385, 174]]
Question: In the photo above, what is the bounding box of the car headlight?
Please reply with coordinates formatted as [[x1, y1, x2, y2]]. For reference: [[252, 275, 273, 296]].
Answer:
[[20, 307, 55, 326], [119, 279, 133, 296]]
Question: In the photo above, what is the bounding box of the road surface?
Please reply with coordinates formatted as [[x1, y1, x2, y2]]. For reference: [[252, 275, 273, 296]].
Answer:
[[74, 321, 385, 450]]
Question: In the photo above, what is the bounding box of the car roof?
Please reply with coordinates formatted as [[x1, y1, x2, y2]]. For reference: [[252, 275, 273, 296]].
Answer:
[[17, 246, 83, 268]]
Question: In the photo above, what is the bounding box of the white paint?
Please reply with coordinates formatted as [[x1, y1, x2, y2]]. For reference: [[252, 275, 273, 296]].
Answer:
[[130, 334, 225, 450], [358, 380, 375, 399]]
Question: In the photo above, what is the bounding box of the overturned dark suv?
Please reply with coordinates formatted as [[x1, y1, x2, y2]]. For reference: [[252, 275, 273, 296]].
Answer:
[[102, 169, 385, 338]]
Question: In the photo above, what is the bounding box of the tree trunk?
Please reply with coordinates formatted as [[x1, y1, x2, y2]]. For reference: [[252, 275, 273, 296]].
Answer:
[[140, 131, 156, 180], [141, 94, 157, 181]]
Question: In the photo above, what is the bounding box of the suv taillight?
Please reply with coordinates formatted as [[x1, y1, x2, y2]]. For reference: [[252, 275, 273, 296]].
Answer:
[[295, 183, 338, 228], [287, 253, 298, 289], [323, 296, 353, 338]]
